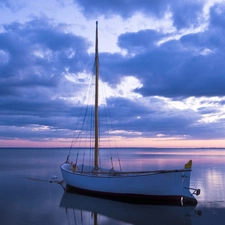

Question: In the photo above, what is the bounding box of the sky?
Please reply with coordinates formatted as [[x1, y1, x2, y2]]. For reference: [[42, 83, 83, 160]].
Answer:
[[1, 0, 225, 148]]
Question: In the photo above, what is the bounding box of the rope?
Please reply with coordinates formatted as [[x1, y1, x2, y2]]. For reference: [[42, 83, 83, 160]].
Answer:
[[99, 74, 122, 171], [66, 71, 95, 165], [66, 55, 124, 173], [110, 156, 114, 169]]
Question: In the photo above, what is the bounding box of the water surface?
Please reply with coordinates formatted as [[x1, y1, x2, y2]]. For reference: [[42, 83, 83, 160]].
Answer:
[[0, 148, 224, 224]]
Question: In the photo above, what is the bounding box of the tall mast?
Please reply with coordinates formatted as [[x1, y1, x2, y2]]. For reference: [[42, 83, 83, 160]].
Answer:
[[94, 21, 99, 169]]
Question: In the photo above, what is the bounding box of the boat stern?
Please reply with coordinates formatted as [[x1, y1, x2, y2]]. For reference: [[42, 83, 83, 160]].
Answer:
[[182, 160, 200, 206]]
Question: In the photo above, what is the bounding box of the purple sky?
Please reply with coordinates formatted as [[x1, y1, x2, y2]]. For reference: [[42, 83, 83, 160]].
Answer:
[[1, 0, 225, 148]]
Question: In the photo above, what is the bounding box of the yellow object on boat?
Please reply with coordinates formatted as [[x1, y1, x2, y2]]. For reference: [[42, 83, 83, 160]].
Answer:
[[184, 160, 192, 169]]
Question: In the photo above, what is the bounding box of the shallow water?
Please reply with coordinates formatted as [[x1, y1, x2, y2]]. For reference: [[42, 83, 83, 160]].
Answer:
[[0, 148, 224, 225]]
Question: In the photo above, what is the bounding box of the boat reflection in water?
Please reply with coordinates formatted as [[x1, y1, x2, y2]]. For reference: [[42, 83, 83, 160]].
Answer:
[[60, 191, 199, 225]]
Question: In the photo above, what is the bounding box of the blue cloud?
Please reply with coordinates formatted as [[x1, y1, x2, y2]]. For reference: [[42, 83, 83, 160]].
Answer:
[[1, 1, 225, 143], [171, 1, 203, 29], [74, 0, 169, 19], [75, 0, 204, 29], [118, 29, 161, 53], [0, 17, 91, 97]]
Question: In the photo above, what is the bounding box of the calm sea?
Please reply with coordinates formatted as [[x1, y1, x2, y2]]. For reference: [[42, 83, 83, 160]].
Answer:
[[0, 148, 225, 225]]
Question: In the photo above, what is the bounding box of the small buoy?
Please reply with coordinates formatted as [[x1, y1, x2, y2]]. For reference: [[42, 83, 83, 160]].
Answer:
[[51, 175, 58, 180]]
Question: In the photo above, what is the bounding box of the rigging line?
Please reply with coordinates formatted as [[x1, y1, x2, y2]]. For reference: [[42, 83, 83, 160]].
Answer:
[[106, 105, 122, 171], [72, 91, 93, 146], [97, 61, 115, 169], [110, 156, 114, 169], [73, 77, 95, 170], [85, 60, 98, 171], [97, 112, 102, 170], [98, 127, 102, 170], [102, 102, 115, 168], [71, 101, 91, 164], [73, 74, 95, 164], [100, 67, 122, 171], [67, 72, 94, 161], [81, 151, 85, 172], [71, 83, 92, 147], [99, 101, 114, 169], [89, 102, 94, 171], [98, 147, 102, 169]]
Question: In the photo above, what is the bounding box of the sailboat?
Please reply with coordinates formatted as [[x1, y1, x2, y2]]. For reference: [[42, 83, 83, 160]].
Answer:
[[60, 21, 200, 206]]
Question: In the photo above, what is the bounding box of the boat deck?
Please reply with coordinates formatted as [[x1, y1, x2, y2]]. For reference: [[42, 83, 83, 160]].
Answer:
[[62, 163, 191, 177]]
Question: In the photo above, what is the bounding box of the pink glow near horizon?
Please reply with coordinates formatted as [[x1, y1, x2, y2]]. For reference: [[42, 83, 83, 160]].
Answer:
[[0, 137, 225, 148]]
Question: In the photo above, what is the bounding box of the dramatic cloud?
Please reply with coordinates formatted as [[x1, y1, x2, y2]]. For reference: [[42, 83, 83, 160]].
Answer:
[[0, 17, 93, 141], [1, 0, 225, 147], [75, 0, 204, 29]]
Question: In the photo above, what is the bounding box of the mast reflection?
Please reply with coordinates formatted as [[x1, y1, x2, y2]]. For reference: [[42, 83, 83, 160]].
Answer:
[[60, 192, 199, 225]]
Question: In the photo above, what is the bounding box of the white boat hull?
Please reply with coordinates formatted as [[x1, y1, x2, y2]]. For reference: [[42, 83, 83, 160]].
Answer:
[[60, 163, 197, 205]]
